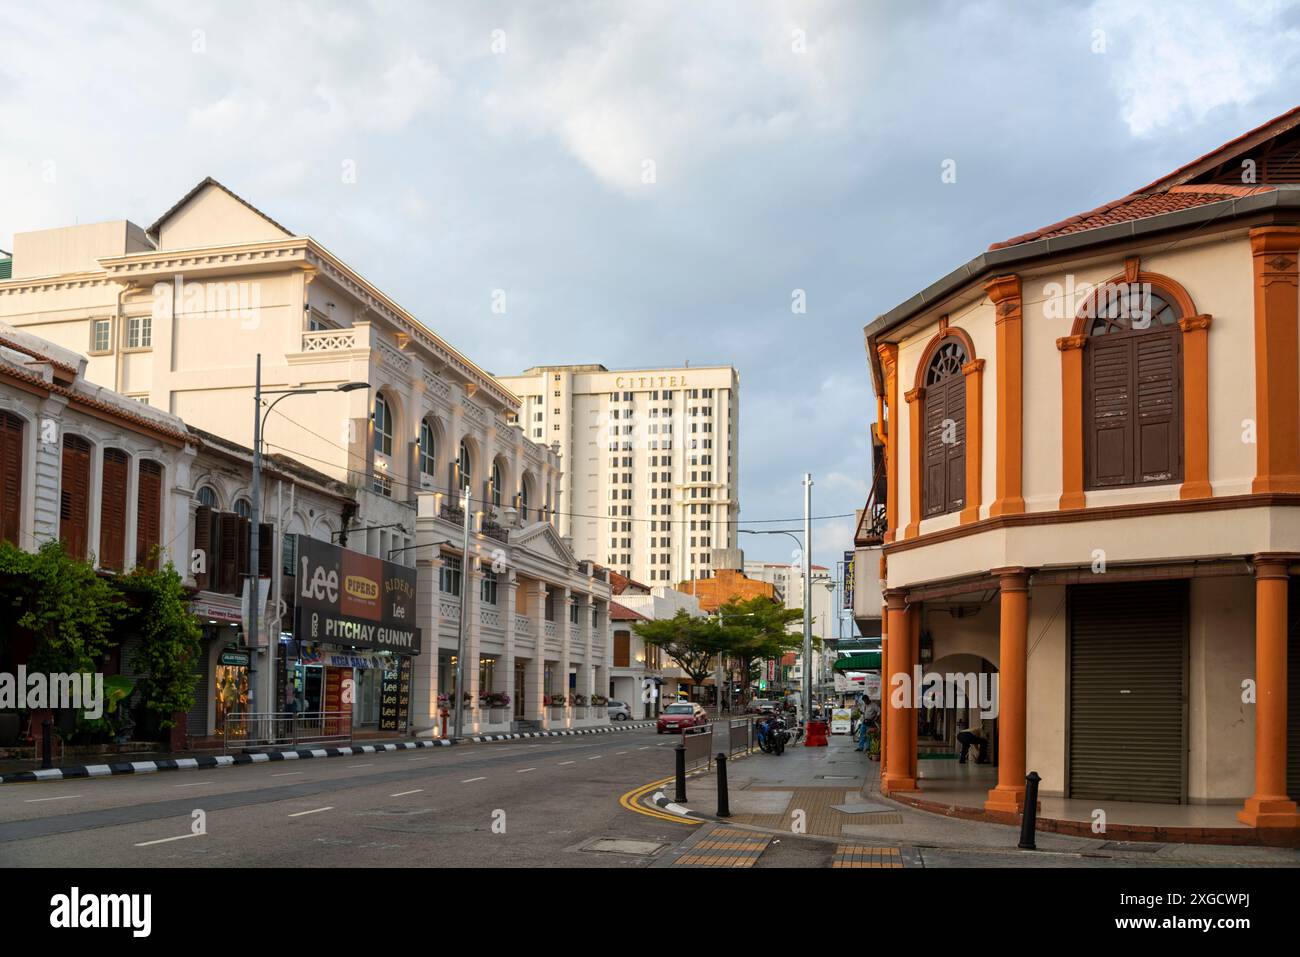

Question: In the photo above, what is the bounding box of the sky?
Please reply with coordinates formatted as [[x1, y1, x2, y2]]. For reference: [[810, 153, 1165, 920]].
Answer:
[[3, 0, 1300, 583]]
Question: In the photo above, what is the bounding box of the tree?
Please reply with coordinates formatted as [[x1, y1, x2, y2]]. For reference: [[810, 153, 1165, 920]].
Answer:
[[716, 596, 803, 701], [633, 610, 728, 688], [0, 539, 121, 676], [119, 557, 203, 730]]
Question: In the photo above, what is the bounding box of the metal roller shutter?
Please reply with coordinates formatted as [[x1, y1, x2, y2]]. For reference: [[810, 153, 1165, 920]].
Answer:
[[1288, 579, 1300, 803], [1068, 580, 1187, 804]]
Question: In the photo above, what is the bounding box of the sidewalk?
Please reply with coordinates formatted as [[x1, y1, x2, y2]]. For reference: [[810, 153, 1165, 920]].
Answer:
[[652, 732, 1300, 867]]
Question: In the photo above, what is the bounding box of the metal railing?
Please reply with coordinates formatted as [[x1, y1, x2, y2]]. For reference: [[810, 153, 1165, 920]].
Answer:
[[222, 711, 354, 753], [728, 717, 755, 758], [680, 724, 713, 771]]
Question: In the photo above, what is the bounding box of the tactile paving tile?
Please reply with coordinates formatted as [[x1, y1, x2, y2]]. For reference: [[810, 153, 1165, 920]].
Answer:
[[831, 844, 904, 868], [672, 827, 772, 867]]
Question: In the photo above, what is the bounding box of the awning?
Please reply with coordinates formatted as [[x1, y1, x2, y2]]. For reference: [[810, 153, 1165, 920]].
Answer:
[[833, 652, 881, 671]]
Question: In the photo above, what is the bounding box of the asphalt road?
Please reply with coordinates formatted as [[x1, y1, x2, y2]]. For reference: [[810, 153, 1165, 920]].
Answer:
[[0, 728, 696, 867]]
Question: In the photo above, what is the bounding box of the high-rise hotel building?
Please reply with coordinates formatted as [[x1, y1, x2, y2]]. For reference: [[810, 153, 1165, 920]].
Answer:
[[495, 364, 740, 585]]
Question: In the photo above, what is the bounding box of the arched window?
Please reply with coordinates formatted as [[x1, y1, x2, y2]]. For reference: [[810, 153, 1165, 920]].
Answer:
[[100, 448, 130, 570], [196, 485, 218, 508], [458, 441, 472, 492], [0, 412, 24, 545], [374, 394, 393, 456], [60, 434, 92, 560], [922, 339, 967, 517], [419, 419, 436, 478], [491, 461, 502, 507], [1084, 285, 1182, 489], [518, 478, 530, 520], [234, 498, 251, 519]]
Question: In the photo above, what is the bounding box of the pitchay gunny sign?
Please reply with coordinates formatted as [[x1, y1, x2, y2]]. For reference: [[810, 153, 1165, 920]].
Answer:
[[294, 536, 422, 655]]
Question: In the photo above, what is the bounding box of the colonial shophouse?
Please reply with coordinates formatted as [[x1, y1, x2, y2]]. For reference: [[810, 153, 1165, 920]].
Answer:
[[0, 178, 610, 735], [855, 107, 1300, 836]]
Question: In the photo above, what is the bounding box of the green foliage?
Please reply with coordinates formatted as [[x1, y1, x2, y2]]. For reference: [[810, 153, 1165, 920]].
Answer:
[[120, 557, 203, 729], [715, 596, 804, 698], [0, 539, 121, 674], [633, 610, 729, 686]]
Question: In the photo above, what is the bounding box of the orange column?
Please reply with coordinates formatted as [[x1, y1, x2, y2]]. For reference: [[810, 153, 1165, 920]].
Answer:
[[985, 567, 1030, 814], [1057, 334, 1086, 509], [1250, 227, 1300, 493], [986, 275, 1025, 516], [960, 359, 984, 524], [878, 344, 900, 543], [908, 602, 921, 783], [878, 601, 888, 773], [904, 387, 923, 539], [883, 590, 916, 793], [1179, 314, 1214, 500], [1239, 555, 1300, 828]]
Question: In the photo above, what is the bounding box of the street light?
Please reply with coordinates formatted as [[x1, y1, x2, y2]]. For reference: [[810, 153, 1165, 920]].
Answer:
[[248, 351, 370, 714]]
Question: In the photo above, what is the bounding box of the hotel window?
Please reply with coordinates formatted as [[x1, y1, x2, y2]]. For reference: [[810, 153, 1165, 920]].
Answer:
[[440, 554, 462, 596], [127, 315, 151, 349], [90, 319, 112, 353], [374, 394, 393, 456], [458, 441, 472, 491], [481, 566, 498, 605], [492, 461, 503, 507], [419, 419, 436, 478], [921, 338, 968, 517]]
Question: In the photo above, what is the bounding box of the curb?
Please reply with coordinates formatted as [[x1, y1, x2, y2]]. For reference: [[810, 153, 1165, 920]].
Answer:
[[1, 721, 658, 784], [650, 789, 707, 820]]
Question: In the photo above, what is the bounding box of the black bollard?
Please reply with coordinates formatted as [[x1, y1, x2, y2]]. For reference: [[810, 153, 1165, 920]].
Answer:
[[1018, 770, 1041, 850], [716, 752, 730, 817], [675, 741, 688, 803], [41, 719, 53, 770]]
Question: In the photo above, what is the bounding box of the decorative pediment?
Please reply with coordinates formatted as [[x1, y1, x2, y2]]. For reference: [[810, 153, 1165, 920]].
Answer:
[[512, 521, 576, 567]]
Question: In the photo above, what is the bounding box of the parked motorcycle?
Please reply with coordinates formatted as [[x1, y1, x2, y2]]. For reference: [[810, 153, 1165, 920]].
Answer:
[[755, 714, 791, 755]]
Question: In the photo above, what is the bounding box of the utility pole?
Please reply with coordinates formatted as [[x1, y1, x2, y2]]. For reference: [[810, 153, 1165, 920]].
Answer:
[[248, 354, 262, 714], [802, 472, 813, 728], [453, 484, 472, 739]]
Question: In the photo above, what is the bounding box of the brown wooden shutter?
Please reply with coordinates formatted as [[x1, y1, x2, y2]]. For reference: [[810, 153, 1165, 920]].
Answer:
[[219, 512, 240, 594], [922, 387, 946, 516], [60, 435, 92, 560], [944, 377, 966, 512], [1134, 332, 1181, 484], [1086, 337, 1134, 487], [194, 505, 212, 590], [614, 631, 631, 668], [135, 459, 162, 569], [257, 523, 274, 579], [0, 412, 23, 545], [99, 448, 129, 570]]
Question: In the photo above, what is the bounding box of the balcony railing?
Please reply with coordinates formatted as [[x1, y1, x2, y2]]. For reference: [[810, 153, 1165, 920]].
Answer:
[[481, 518, 509, 543], [301, 329, 356, 352]]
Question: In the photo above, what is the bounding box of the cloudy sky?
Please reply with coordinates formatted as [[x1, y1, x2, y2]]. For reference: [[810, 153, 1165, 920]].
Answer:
[[3, 0, 1299, 582]]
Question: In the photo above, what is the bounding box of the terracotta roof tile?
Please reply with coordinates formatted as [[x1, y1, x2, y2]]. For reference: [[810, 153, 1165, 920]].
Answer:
[[609, 601, 648, 621]]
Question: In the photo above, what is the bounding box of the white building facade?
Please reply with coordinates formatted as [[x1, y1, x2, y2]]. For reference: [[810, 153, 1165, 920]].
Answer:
[[495, 364, 740, 586]]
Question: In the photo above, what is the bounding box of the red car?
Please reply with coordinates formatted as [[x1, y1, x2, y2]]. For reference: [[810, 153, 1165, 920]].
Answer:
[[657, 702, 709, 734]]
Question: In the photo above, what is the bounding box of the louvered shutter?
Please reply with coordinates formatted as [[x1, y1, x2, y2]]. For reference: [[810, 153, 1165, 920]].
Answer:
[[219, 512, 240, 594], [194, 505, 212, 590], [258, 523, 274, 579], [945, 377, 966, 512], [1086, 337, 1134, 487], [1068, 580, 1187, 804], [136, 459, 162, 569], [1134, 331, 1181, 483], [922, 388, 946, 516], [0, 413, 23, 545], [99, 448, 129, 570], [614, 632, 631, 667], [60, 436, 92, 560]]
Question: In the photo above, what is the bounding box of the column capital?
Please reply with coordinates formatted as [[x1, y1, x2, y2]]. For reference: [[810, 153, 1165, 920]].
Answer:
[[884, 588, 909, 610], [904, 386, 924, 405], [1056, 334, 1087, 352], [1252, 553, 1297, 578], [1178, 313, 1213, 334], [1249, 224, 1300, 257], [984, 273, 1023, 315], [991, 566, 1031, 591], [962, 358, 985, 376]]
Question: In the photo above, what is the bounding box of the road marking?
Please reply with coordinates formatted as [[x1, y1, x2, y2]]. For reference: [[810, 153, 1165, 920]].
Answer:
[[272, 772, 304, 777], [516, 768, 536, 774], [288, 807, 333, 817], [618, 775, 700, 826], [24, 794, 81, 803], [134, 832, 202, 847], [616, 751, 628, 755], [588, 755, 602, 760], [173, 782, 212, 788], [390, 789, 424, 797], [638, 747, 651, 750], [461, 776, 485, 783], [346, 763, 373, 768], [558, 761, 576, 766]]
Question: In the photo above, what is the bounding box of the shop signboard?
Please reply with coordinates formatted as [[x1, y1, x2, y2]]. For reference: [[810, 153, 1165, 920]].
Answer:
[[293, 536, 421, 655], [831, 708, 853, 734], [380, 657, 412, 731]]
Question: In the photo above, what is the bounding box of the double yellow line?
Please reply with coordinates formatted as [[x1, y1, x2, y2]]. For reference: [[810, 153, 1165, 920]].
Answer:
[[619, 774, 701, 826]]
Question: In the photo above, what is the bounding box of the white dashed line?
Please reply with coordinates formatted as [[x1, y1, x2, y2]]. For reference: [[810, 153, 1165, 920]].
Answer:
[[461, 777, 485, 783], [288, 807, 333, 818], [134, 832, 202, 847], [272, 772, 304, 778], [588, 755, 602, 760], [516, 768, 536, 774], [24, 794, 81, 803], [389, 789, 424, 797], [558, 761, 576, 766], [173, 782, 211, 788]]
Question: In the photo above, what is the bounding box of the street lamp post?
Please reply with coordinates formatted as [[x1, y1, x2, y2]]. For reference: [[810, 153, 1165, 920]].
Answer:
[[453, 484, 472, 740], [802, 473, 813, 727], [248, 352, 369, 716]]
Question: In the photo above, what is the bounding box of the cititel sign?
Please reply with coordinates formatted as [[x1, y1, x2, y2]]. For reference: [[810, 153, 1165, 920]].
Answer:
[[293, 536, 421, 655]]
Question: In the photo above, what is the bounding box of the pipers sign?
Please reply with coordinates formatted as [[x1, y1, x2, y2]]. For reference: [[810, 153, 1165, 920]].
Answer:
[[293, 536, 421, 655]]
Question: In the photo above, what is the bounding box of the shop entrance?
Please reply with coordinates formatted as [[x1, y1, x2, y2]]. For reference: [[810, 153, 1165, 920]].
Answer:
[[215, 649, 249, 736], [514, 661, 526, 719]]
